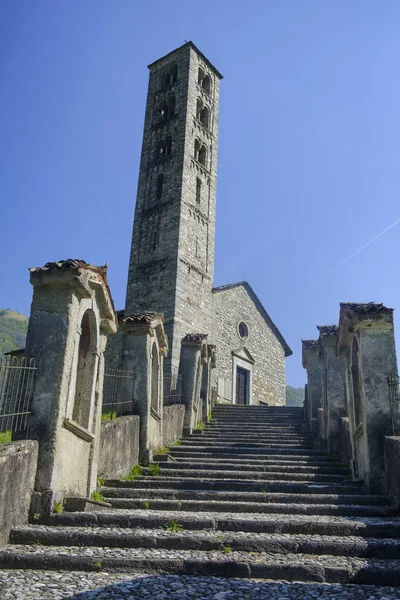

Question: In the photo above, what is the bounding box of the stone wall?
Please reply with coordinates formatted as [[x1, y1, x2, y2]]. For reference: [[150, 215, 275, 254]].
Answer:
[[213, 284, 287, 406], [384, 436, 400, 507], [163, 404, 185, 447], [98, 416, 140, 479], [0, 440, 38, 545]]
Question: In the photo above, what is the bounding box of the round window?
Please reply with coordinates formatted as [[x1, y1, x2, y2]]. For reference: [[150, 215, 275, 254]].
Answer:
[[238, 321, 249, 341]]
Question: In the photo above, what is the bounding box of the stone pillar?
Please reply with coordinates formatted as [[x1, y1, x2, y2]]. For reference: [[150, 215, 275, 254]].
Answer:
[[25, 259, 117, 514], [179, 334, 208, 435], [301, 340, 322, 433], [317, 325, 346, 453], [338, 302, 398, 491], [122, 313, 168, 455]]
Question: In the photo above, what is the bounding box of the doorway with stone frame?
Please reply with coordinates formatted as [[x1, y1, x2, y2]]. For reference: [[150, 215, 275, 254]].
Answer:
[[232, 348, 254, 405]]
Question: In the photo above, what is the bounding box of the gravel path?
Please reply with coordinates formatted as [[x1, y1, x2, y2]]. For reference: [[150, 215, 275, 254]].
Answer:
[[1, 571, 400, 599]]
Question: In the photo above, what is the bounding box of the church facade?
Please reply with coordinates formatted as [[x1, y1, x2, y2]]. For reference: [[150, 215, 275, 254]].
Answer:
[[120, 42, 291, 406]]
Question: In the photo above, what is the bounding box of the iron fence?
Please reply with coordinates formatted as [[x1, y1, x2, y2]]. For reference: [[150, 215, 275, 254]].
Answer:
[[0, 355, 37, 438], [163, 374, 182, 405], [387, 374, 400, 436], [102, 362, 136, 419]]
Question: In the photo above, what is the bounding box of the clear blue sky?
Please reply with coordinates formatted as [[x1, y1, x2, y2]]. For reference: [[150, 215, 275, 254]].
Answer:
[[1, 1, 400, 387]]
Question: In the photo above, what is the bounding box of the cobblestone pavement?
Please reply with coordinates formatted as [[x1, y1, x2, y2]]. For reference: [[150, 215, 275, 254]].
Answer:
[[0, 571, 400, 600]]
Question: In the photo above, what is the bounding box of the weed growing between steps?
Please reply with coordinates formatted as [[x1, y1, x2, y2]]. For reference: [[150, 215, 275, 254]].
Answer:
[[91, 490, 105, 502], [143, 501, 150, 509], [52, 501, 64, 514], [121, 464, 143, 481], [196, 420, 205, 431], [148, 463, 161, 476], [155, 446, 170, 455], [164, 520, 183, 532]]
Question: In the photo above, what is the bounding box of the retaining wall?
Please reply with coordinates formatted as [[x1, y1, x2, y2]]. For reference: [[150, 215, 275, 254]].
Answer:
[[0, 440, 38, 545], [98, 416, 140, 479], [163, 404, 185, 447]]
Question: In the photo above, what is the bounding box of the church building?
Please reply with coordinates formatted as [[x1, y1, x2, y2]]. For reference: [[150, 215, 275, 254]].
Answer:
[[120, 42, 291, 407]]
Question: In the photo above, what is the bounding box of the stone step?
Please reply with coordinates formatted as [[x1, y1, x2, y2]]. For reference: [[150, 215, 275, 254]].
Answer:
[[201, 426, 307, 433], [172, 456, 346, 469], [10, 526, 400, 559], [35, 510, 400, 538], [104, 497, 393, 517], [105, 478, 364, 495], [178, 440, 314, 448], [2, 544, 400, 584], [169, 446, 324, 457], [211, 419, 305, 425], [101, 487, 390, 506], [155, 461, 350, 476], [192, 432, 313, 440], [168, 449, 339, 461], [153, 468, 348, 482]]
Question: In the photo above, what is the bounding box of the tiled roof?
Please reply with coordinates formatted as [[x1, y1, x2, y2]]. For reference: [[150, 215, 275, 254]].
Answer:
[[317, 325, 338, 337], [301, 339, 318, 349], [124, 312, 164, 325], [29, 259, 115, 314], [213, 281, 292, 357], [183, 333, 208, 343], [340, 302, 393, 315]]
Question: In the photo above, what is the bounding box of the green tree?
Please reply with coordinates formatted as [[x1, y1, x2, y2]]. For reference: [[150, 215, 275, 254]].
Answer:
[[286, 386, 304, 407], [0, 309, 29, 357]]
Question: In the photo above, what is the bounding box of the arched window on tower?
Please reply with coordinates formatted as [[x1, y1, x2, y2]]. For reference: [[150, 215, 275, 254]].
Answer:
[[194, 139, 200, 162], [196, 177, 201, 203], [159, 100, 168, 121], [198, 68, 205, 86], [202, 74, 211, 95], [168, 95, 176, 118], [164, 63, 178, 88], [198, 144, 207, 167], [170, 63, 178, 85], [156, 173, 164, 199], [200, 106, 209, 128], [158, 140, 166, 157], [196, 98, 203, 121]]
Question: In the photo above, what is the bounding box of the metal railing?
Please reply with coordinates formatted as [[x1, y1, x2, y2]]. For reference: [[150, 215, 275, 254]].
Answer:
[[387, 374, 400, 436], [102, 362, 136, 419], [0, 355, 37, 438], [163, 374, 182, 405]]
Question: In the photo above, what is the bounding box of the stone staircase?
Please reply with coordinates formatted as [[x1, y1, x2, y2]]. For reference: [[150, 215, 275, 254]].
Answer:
[[3, 405, 400, 586]]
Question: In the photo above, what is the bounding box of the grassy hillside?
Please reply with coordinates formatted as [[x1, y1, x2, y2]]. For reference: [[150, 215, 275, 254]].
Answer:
[[286, 385, 304, 407], [0, 309, 29, 357]]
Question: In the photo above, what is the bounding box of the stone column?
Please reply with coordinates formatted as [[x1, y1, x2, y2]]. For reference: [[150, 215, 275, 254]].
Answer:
[[179, 334, 208, 435], [25, 259, 117, 514], [301, 340, 322, 433], [317, 325, 346, 453], [338, 302, 398, 491], [122, 313, 168, 456]]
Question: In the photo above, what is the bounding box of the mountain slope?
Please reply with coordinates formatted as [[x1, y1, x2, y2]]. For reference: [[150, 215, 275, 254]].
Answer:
[[0, 309, 29, 356]]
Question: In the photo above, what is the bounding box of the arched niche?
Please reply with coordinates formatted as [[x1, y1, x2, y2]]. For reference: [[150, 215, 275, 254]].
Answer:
[[72, 309, 98, 431], [151, 342, 160, 413]]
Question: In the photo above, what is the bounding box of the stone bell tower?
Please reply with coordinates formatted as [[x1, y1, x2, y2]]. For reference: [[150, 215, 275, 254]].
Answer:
[[125, 42, 222, 377]]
